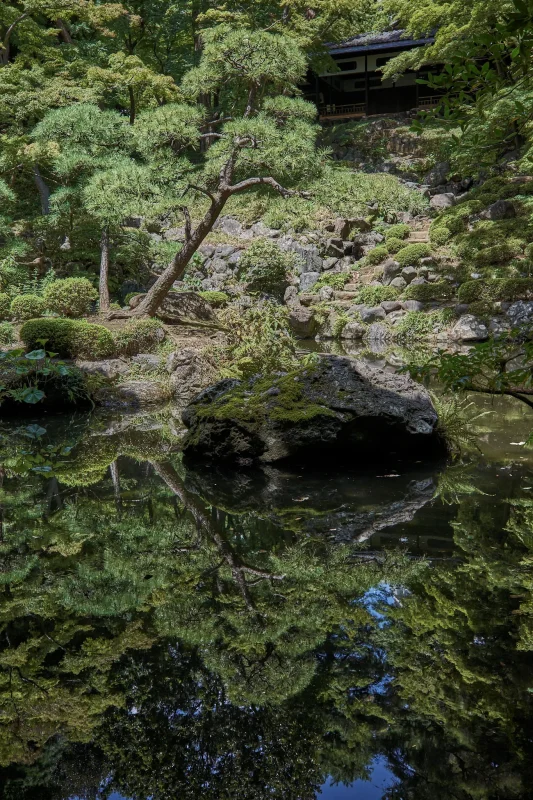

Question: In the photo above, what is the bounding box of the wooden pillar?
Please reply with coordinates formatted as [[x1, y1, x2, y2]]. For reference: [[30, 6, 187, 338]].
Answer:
[[415, 71, 419, 110], [365, 54, 369, 116]]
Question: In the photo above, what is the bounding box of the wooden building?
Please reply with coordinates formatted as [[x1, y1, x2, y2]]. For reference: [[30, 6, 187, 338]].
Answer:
[[303, 30, 441, 121]]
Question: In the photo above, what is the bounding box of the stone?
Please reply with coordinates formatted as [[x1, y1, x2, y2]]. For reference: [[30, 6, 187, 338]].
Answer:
[[488, 317, 511, 338], [215, 217, 243, 236], [450, 314, 489, 342], [332, 217, 371, 239], [317, 285, 335, 301], [401, 266, 417, 284], [227, 250, 242, 267], [480, 200, 516, 221], [251, 221, 275, 237], [130, 291, 215, 323], [419, 257, 435, 268], [281, 241, 323, 273], [387, 310, 407, 325], [325, 238, 345, 258], [199, 244, 215, 258], [381, 258, 402, 285], [430, 193, 456, 209], [167, 348, 217, 406], [423, 161, 450, 187], [402, 300, 423, 312], [165, 227, 185, 241], [211, 258, 230, 274], [506, 301, 533, 327], [96, 380, 171, 409], [340, 321, 366, 339], [360, 305, 386, 323], [410, 277, 427, 286], [343, 241, 353, 255], [284, 285, 299, 305], [288, 305, 317, 338], [322, 257, 339, 270], [75, 359, 130, 380], [131, 354, 161, 372], [454, 304, 470, 316], [381, 300, 402, 313], [216, 244, 237, 258], [299, 271, 320, 292], [182, 354, 444, 463], [390, 276, 407, 290], [427, 272, 439, 283]]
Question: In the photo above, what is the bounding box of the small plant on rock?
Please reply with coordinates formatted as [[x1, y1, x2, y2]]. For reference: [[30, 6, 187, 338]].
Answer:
[[199, 290, 230, 307], [356, 285, 399, 305]]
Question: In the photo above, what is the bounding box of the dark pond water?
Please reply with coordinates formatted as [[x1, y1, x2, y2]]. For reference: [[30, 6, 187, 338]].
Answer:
[[0, 384, 533, 800]]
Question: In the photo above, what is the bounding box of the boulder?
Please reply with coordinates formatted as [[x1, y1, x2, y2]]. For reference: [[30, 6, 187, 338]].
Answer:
[[75, 359, 130, 380], [366, 322, 391, 346], [450, 314, 489, 342], [381, 300, 402, 313], [288, 305, 317, 338], [390, 276, 407, 290], [381, 258, 402, 284], [423, 161, 450, 187], [480, 200, 516, 221], [331, 217, 372, 239], [325, 238, 345, 257], [360, 305, 386, 323], [430, 193, 456, 209], [402, 300, 424, 312], [299, 271, 321, 293], [96, 380, 171, 409], [340, 321, 366, 339], [317, 285, 335, 301], [130, 291, 215, 323], [401, 266, 417, 284], [322, 256, 339, 270], [131, 354, 161, 372], [284, 285, 299, 306], [215, 216, 243, 236], [181, 355, 445, 464], [167, 348, 217, 406], [506, 301, 533, 327], [410, 277, 427, 286]]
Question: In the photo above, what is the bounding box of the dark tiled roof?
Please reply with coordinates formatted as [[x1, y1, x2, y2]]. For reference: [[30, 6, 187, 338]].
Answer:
[[328, 29, 434, 55]]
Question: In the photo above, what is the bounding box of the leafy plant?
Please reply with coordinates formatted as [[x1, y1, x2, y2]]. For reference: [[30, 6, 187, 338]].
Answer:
[[310, 272, 351, 293], [113, 319, 165, 356], [396, 244, 432, 267], [238, 239, 297, 295], [0, 292, 11, 320], [385, 224, 410, 241], [356, 285, 399, 305], [0, 347, 87, 407], [403, 282, 454, 301], [44, 278, 98, 318], [10, 294, 46, 321], [0, 322, 15, 345], [365, 245, 389, 266], [20, 318, 115, 359]]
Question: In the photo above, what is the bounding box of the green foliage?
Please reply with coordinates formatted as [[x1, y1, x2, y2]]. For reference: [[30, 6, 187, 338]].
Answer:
[[0, 292, 11, 319], [20, 318, 115, 359], [457, 278, 533, 304], [113, 319, 165, 357], [199, 291, 230, 308], [365, 245, 388, 266], [0, 321, 15, 345], [386, 236, 405, 254], [356, 285, 399, 305], [310, 272, 351, 293], [429, 223, 452, 246], [0, 345, 86, 407], [10, 294, 46, 321], [394, 309, 454, 342], [385, 223, 410, 241], [332, 313, 349, 338], [238, 239, 296, 294], [44, 278, 98, 318], [396, 243, 432, 267], [403, 282, 454, 301]]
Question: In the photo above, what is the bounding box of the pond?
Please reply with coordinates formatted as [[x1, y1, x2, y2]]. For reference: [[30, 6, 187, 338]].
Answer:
[[0, 374, 532, 800]]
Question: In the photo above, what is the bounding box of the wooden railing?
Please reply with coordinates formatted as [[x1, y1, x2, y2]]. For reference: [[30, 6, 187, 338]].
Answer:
[[319, 103, 366, 118], [418, 96, 441, 109]]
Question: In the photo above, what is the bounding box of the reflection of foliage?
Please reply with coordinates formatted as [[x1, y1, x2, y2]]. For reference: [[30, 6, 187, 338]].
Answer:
[[432, 395, 491, 457]]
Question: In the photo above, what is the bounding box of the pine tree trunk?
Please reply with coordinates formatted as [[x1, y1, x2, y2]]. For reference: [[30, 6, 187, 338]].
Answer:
[[99, 227, 111, 312], [33, 166, 50, 215]]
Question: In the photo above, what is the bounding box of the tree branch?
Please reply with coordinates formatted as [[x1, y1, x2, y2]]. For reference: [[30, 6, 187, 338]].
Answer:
[[180, 205, 192, 242], [228, 176, 311, 199], [186, 183, 216, 204]]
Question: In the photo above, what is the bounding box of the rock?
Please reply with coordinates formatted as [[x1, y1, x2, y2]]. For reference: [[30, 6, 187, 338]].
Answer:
[[322, 256, 339, 271], [96, 380, 171, 409], [410, 277, 427, 286], [75, 359, 130, 380], [343, 241, 353, 255], [488, 317, 511, 338], [387, 310, 407, 325], [131, 354, 161, 372], [360, 305, 386, 323], [402, 300, 423, 312], [366, 322, 391, 345], [164, 226, 186, 241], [299, 271, 320, 293], [211, 258, 230, 274], [419, 257, 435, 268], [199, 244, 215, 258], [423, 161, 450, 187], [381, 300, 402, 313], [216, 244, 237, 258], [280, 241, 323, 273], [380, 258, 401, 285], [284, 285, 299, 306], [390, 276, 407, 290], [130, 291, 215, 323], [182, 355, 444, 463], [506, 301, 533, 327], [167, 348, 217, 406], [332, 217, 371, 239], [325, 238, 345, 257], [430, 193, 456, 209], [450, 314, 489, 342], [251, 221, 276, 237], [288, 305, 317, 337], [427, 272, 439, 283], [317, 285, 335, 301], [480, 200, 516, 221], [215, 217, 243, 236], [401, 266, 417, 284], [340, 321, 366, 339]]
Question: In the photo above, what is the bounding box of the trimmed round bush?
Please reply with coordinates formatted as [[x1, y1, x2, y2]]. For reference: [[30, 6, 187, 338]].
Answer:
[[238, 239, 296, 293], [403, 282, 454, 301], [429, 224, 452, 246], [385, 223, 410, 241], [365, 245, 389, 266], [386, 237, 405, 254], [458, 278, 533, 304], [20, 318, 115, 359], [396, 243, 432, 267], [0, 293, 11, 320], [113, 318, 165, 356], [199, 290, 230, 307], [0, 322, 15, 346], [44, 277, 97, 317], [10, 294, 46, 321]]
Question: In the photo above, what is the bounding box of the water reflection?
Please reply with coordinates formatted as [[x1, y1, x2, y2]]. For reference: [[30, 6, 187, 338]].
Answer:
[[0, 411, 532, 799]]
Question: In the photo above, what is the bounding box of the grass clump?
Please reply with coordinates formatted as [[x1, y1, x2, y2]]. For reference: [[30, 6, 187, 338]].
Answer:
[[20, 318, 115, 359], [356, 285, 399, 305], [310, 272, 351, 293], [43, 277, 97, 317], [238, 239, 297, 294], [386, 237, 405, 254], [385, 223, 410, 241], [365, 245, 389, 266], [394, 309, 454, 343], [403, 282, 454, 301], [199, 290, 230, 307], [10, 294, 46, 321], [0, 293, 10, 320], [113, 318, 165, 356], [396, 243, 432, 267], [0, 322, 15, 345]]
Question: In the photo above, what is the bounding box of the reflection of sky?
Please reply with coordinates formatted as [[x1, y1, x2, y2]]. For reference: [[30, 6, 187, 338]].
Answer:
[[319, 757, 397, 799]]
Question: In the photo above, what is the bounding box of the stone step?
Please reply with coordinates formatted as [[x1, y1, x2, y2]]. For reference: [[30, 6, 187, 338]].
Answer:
[[344, 283, 360, 291], [407, 232, 429, 242], [334, 291, 360, 300]]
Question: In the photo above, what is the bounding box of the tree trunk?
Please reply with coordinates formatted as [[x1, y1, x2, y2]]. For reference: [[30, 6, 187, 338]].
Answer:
[[99, 227, 111, 312], [55, 18, 73, 44], [33, 166, 50, 215], [128, 86, 136, 124], [131, 194, 227, 317]]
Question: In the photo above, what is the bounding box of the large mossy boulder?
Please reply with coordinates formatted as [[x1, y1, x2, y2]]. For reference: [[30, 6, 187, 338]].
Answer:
[[182, 355, 445, 464]]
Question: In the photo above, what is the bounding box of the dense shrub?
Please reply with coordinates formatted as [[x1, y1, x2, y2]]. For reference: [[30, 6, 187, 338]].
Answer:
[[458, 278, 533, 304], [473, 242, 521, 266], [396, 243, 432, 267], [310, 272, 351, 292], [0, 293, 10, 320], [365, 245, 388, 265], [44, 277, 97, 317], [20, 318, 115, 359], [385, 237, 405, 254], [0, 322, 15, 345], [403, 282, 454, 301], [10, 294, 46, 321], [385, 223, 410, 241], [356, 285, 399, 305], [429, 224, 452, 245], [238, 239, 296, 293], [199, 290, 230, 307], [113, 318, 165, 356], [393, 309, 454, 342]]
